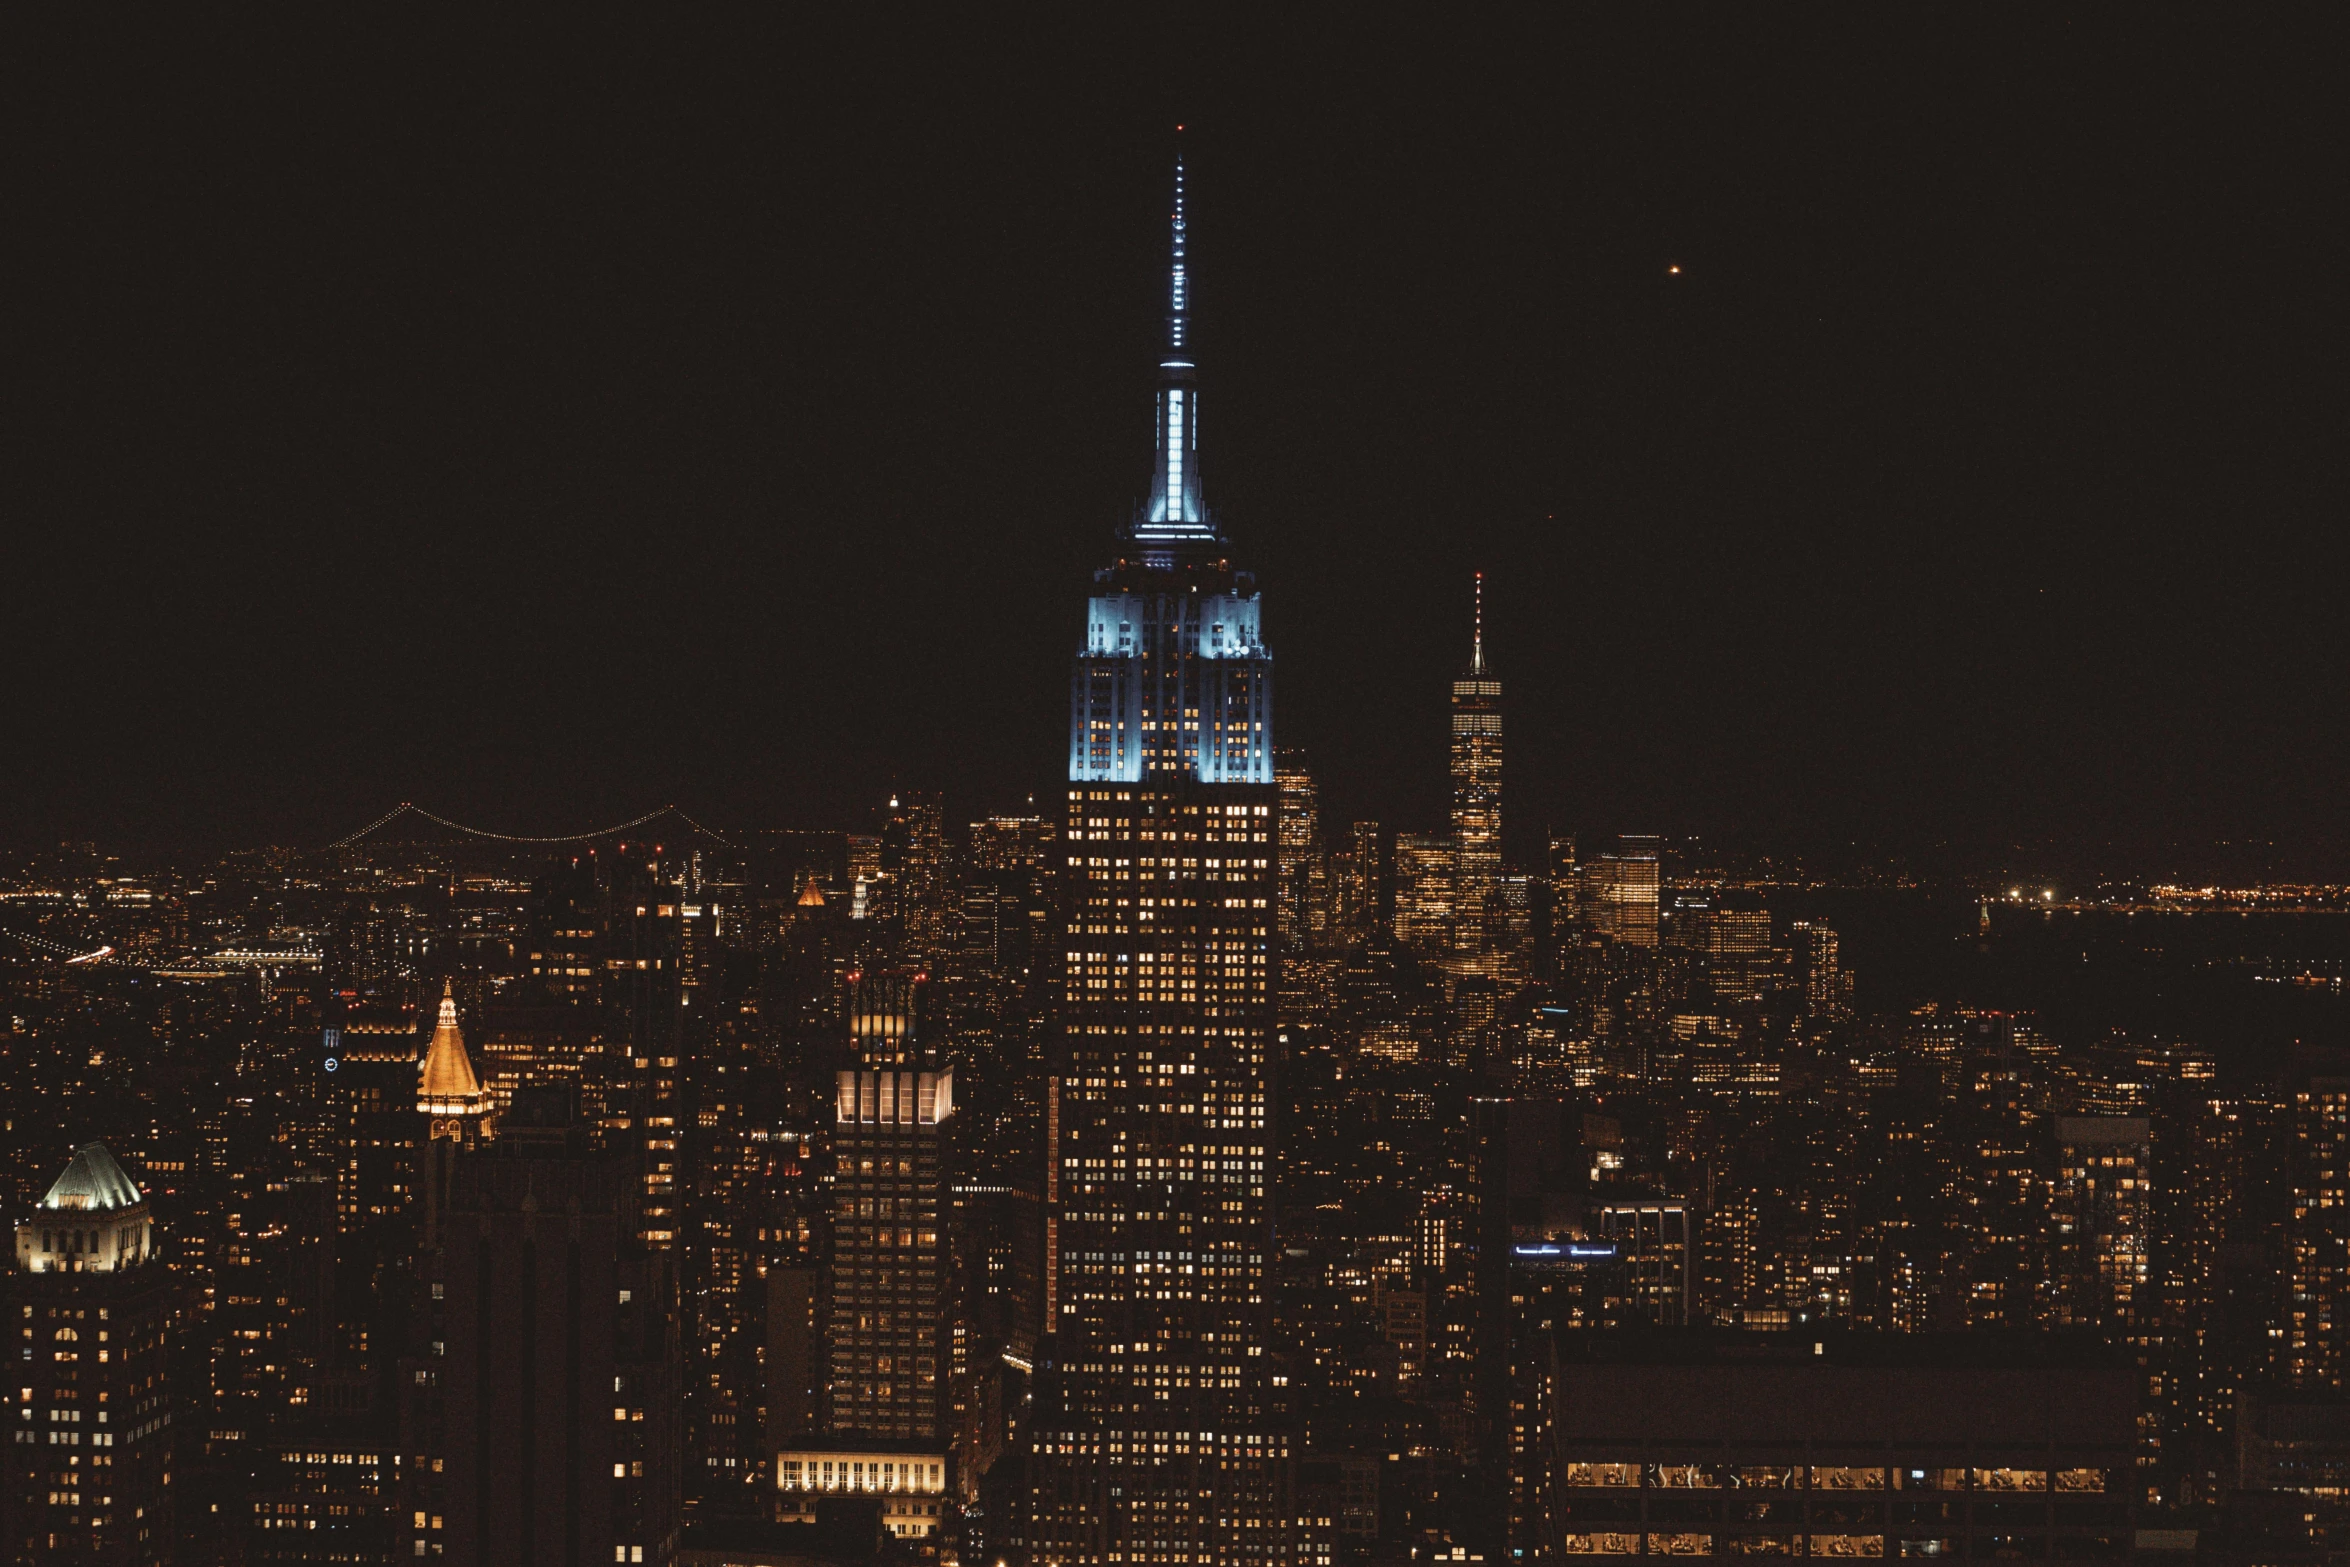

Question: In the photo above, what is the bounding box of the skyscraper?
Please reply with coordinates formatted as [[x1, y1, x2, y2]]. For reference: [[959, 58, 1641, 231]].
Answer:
[[6, 1142, 173, 1566], [420, 1087, 681, 1566], [1705, 902, 1772, 1003], [884, 793, 950, 965], [1392, 834, 1453, 958], [773, 969, 959, 1542], [1029, 144, 1289, 1567], [1580, 840, 1661, 948], [1450, 574, 1503, 971], [786, 1066, 957, 1541], [415, 981, 491, 1251], [1274, 750, 1321, 955], [1336, 821, 1385, 948], [2287, 1075, 2350, 1390], [1793, 919, 1851, 1026]]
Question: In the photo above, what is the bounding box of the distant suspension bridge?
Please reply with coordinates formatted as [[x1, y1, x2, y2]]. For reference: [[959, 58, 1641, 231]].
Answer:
[[2, 802, 732, 969], [324, 801, 733, 850]]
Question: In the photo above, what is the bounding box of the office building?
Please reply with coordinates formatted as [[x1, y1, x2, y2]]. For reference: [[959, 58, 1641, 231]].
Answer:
[[1543, 1334, 2136, 1564], [5, 1142, 173, 1566], [1581, 845, 1660, 949], [1596, 1203, 1694, 1326], [1395, 834, 1455, 959], [1451, 574, 1503, 970], [883, 794, 949, 965], [1275, 750, 1324, 955], [1335, 821, 1384, 949], [246, 1434, 393, 1566], [773, 971, 958, 1541], [1705, 904, 1772, 1004], [961, 816, 1054, 986], [1028, 145, 1290, 1567], [1793, 921, 1851, 1026], [2287, 1075, 2350, 1391], [415, 981, 492, 1251], [818, 1072, 956, 1446], [414, 1086, 680, 1566]]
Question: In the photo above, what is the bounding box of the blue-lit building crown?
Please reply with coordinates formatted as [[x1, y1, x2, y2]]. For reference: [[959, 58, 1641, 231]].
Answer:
[[1068, 146, 1273, 785]]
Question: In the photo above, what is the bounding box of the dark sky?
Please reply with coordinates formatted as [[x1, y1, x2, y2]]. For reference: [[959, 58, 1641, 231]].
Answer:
[[9, 13, 2343, 874]]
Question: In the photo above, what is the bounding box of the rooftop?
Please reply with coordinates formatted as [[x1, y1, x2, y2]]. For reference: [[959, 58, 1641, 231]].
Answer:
[[39, 1141, 144, 1213]]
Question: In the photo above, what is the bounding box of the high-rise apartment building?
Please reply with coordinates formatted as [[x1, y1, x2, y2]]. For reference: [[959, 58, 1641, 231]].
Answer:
[[2053, 1117, 2153, 1334], [1029, 146, 1289, 1567], [2285, 1075, 2350, 1390], [1450, 575, 1502, 970], [5, 1142, 173, 1566]]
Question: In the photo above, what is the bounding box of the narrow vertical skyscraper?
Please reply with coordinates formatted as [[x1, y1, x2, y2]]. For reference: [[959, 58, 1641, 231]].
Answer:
[[1273, 749, 1321, 954], [773, 970, 957, 1542], [1450, 574, 1503, 970], [1030, 142, 1289, 1567]]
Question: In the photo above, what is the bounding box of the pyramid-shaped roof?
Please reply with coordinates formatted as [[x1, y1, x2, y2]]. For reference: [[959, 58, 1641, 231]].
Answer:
[[418, 980, 483, 1104], [39, 1142, 143, 1212]]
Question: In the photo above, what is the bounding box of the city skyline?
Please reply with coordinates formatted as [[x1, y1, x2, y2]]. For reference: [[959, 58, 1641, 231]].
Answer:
[[6, 16, 2349, 1567]]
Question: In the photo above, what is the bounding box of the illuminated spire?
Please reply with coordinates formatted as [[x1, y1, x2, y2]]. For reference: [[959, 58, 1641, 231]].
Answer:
[[1137, 134, 1213, 544], [1472, 571, 1486, 676], [418, 978, 484, 1116], [1166, 143, 1190, 358]]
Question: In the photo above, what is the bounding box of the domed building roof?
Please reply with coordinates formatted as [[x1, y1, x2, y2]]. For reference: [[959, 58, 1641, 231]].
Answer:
[[39, 1142, 144, 1213], [418, 980, 484, 1109]]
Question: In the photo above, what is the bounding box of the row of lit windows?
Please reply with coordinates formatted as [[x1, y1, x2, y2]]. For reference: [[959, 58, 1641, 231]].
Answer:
[[1560, 1533, 1893, 1555], [1562, 1466, 2107, 1493]]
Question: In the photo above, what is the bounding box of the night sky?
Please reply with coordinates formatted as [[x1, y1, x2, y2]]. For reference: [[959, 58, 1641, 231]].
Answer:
[[10, 14, 2342, 873]]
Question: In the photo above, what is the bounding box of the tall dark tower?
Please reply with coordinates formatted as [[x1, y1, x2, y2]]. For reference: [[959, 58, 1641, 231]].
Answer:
[[1028, 142, 1289, 1566]]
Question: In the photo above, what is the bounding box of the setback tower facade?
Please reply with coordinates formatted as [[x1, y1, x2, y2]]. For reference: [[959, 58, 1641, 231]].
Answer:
[[774, 970, 956, 1543], [1029, 144, 1289, 1567]]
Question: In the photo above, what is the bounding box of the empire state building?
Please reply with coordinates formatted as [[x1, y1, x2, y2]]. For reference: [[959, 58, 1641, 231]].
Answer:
[[1027, 147, 1289, 1566]]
